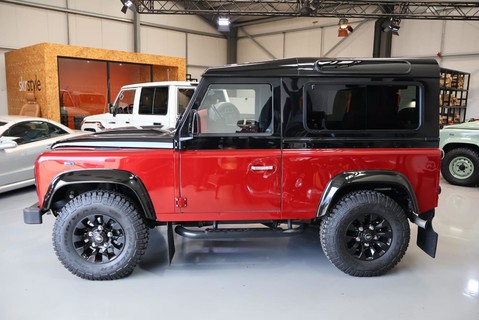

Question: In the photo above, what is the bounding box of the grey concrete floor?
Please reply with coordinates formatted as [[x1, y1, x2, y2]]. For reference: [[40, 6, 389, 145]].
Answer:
[[1, 178, 478, 320]]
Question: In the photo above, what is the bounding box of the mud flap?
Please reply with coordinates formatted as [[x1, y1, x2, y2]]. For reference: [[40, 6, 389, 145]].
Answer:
[[416, 210, 438, 258], [167, 222, 175, 264]]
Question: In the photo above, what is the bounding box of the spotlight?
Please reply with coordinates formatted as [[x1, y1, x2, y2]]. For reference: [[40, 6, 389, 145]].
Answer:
[[217, 17, 231, 32], [300, 1, 314, 16], [300, 6, 313, 16], [120, 0, 136, 14], [384, 18, 401, 36], [338, 18, 354, 37]]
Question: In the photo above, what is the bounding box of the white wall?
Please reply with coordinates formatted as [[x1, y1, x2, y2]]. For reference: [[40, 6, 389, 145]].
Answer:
[[391, 20, 479, 118], [1, 1, 479, 118], [0, 0, 227, 115], [237, 17, 479, 119], [0, 49, 7, 113], [0, 3, 68, 48], [141, 26, 187, 58], [237, 17, 375, 62]]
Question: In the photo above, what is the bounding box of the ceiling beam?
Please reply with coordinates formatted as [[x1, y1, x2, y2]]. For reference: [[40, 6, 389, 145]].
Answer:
[[134, 1, 479, 20]]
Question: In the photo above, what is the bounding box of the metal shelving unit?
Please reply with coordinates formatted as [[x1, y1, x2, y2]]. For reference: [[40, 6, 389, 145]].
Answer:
[[439, 68, 470, 125]]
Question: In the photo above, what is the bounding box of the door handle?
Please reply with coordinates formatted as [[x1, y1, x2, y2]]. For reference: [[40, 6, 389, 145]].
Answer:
[[251, 165, 274, 171]]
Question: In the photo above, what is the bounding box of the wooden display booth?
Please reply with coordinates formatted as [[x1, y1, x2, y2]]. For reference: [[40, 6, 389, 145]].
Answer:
[[5, 43, 186, 127]]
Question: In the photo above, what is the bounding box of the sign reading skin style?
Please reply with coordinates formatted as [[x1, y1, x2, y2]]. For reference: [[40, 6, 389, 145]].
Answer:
[[18, 76, 41, 92]]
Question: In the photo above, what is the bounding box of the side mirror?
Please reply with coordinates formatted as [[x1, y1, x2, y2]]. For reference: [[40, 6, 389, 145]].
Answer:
[[109, 103, 117, 117], [0, 140, 18, 150]]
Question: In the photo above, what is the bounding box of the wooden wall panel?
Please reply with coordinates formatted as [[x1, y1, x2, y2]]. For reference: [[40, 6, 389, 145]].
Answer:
[[5, 42, 186, 122]]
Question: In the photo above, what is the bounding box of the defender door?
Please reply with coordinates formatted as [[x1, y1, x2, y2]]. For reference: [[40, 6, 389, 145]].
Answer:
[[177, 80, 281, 219]]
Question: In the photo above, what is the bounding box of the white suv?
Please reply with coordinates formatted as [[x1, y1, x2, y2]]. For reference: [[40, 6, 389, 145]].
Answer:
[[81, 81, 197, 132]]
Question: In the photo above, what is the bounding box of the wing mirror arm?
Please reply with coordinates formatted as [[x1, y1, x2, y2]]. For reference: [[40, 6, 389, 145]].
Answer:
[[191, 110, 200, 136]]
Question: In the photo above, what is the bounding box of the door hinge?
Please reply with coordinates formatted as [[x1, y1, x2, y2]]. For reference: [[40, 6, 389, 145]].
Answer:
[[175, 197, 187, 208]]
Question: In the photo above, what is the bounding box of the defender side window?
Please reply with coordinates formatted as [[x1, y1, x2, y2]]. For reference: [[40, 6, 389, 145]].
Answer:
[[197, 84, 273, 134], [305, 83, 420, 131]]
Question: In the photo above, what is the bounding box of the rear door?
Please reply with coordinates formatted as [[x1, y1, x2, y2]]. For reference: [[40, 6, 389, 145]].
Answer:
[[135, 86, 170, 128], [177, 80, 281, 219]]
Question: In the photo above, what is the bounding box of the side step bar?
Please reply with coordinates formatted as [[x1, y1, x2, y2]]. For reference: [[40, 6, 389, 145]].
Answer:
[[175, 223, 307, 240]]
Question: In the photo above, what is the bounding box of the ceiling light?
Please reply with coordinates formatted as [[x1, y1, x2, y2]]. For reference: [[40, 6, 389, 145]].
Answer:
[[120, 0, 136, 14], [338, 18, 354, 37], [217, 17, 231, 32]]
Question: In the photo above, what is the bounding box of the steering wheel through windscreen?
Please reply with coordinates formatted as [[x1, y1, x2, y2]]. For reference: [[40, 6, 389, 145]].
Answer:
[[212, 102, 240, 126]]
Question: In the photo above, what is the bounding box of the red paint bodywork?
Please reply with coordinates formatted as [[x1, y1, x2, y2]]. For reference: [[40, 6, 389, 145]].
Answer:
[[35, 147, 440, 222]]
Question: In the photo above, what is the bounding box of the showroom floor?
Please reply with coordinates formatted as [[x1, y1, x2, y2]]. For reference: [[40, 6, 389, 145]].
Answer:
[[1, 178, 478, 320]]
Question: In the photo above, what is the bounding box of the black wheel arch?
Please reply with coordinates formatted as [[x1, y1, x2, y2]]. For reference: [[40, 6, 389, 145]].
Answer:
[[43, 169, 157, 223], [316, 170, 419, 219]]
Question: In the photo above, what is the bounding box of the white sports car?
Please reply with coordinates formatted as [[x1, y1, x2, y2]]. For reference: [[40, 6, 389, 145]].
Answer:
[[0, 115, 87, 193]]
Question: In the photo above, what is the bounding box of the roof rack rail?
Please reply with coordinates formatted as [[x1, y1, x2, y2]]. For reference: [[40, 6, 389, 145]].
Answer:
[[315, 59, 412, 75]]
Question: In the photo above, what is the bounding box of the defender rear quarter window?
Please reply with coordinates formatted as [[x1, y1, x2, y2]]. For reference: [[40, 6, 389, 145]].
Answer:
[[304, 83, 421, 131]]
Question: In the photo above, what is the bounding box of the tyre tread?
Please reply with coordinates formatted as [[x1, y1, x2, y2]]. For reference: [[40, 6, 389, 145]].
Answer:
[[53, 191, 149, 280], [320, 190, 410, 277]]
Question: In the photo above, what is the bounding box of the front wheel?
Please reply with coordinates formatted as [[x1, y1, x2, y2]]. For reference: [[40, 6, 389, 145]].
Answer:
[[320, 190, 410, 277], [53, 191, 149, 280], [441, 148, 479, 187]]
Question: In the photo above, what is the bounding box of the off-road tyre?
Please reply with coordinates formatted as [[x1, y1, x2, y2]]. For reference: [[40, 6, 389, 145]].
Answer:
[[320, 190, 410, 277], [441, 147, 479, 187], [53, 191, 149, 280]]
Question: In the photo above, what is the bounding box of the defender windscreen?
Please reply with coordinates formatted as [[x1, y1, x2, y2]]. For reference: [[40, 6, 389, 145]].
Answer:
[[304, 83, 421, 131], [113, 89, 135, 114], [197, 83, 273, 134]]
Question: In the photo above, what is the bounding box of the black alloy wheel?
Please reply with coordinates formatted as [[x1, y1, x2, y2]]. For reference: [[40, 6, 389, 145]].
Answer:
[[320, 190, 410, 277], [344, 213, 393, 261], [53, 191, 149, 280], [73, 214, 125, 264]]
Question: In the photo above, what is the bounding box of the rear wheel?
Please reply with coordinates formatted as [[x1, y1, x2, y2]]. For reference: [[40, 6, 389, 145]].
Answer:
[[53, 191, 149, 280], [320, 190, 410, 277], [441, 148, 479, 187]]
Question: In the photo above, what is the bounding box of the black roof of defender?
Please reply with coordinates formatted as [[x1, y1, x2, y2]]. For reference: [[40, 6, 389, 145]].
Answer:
[[203, 57, 439, 78]]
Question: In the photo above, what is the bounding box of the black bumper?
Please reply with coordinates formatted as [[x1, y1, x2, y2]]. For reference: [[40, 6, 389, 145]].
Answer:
[[23, 203, 44, 224]]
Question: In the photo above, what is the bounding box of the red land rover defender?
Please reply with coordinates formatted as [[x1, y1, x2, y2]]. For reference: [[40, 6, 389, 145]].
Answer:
[[24, 58, 441, 280]]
